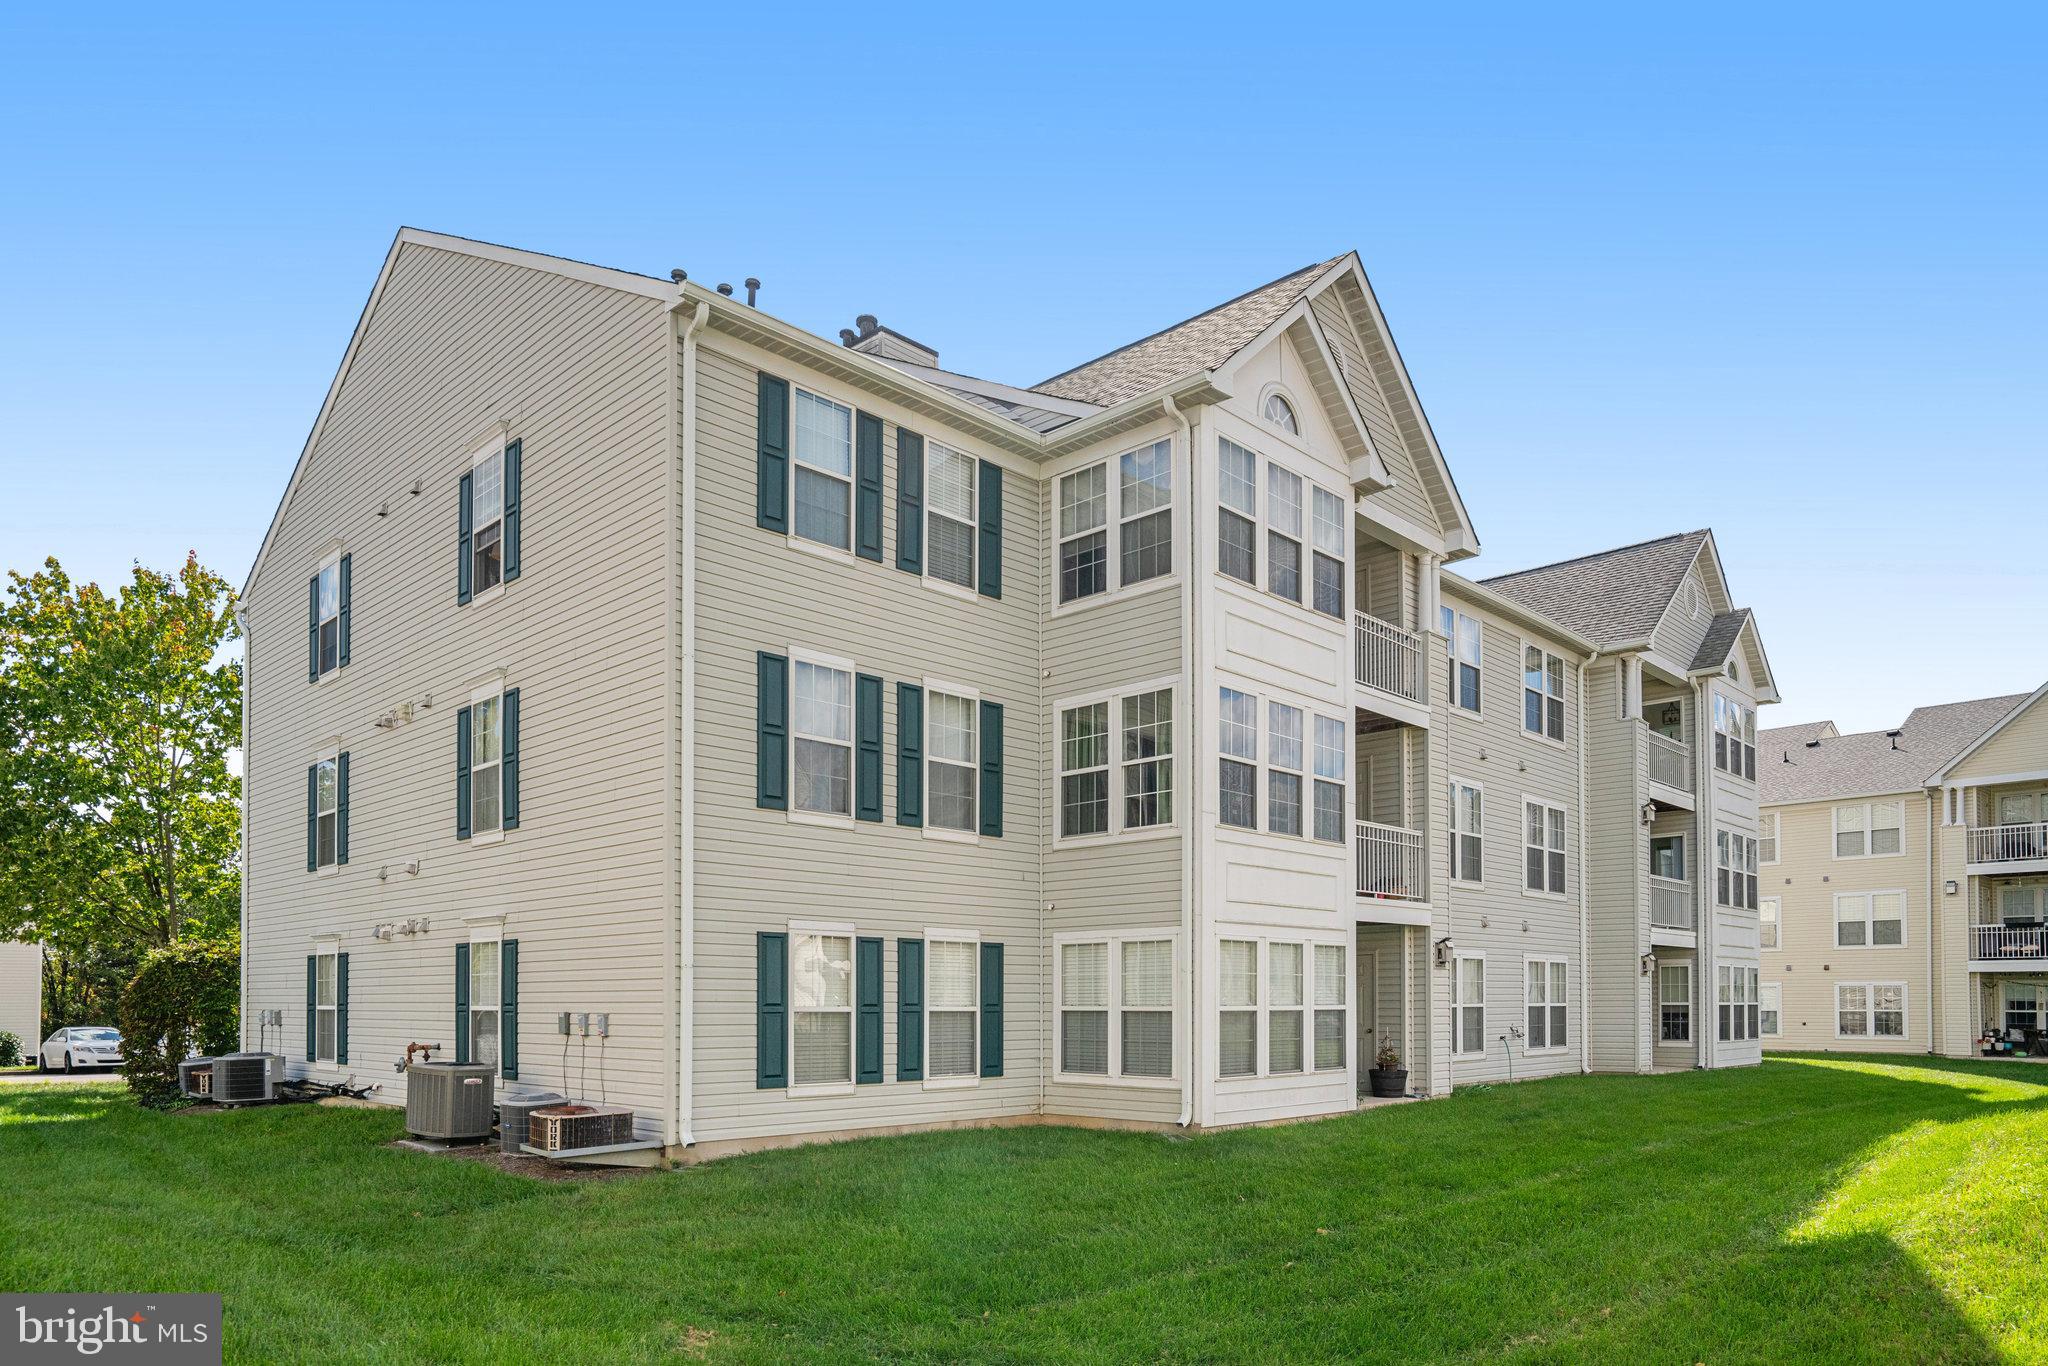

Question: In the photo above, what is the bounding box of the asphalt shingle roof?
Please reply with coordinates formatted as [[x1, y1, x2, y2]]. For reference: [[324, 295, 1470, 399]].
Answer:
[[1479, 531, 1711, 649], [1759, 694, 2030, 805], [1032, 258, 1340, 407], [1690, 608, 1753, 671]]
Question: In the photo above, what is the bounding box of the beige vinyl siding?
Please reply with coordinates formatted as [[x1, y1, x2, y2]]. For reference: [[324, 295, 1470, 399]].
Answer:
[[0, 941, 40, 1046], [1309, 291, 1439, 536], [1947, 694, 2048, 780], [1584, 661, 1647, 1072], [690, 339, 1045, 1144], [1935, 820, 1971, 1053], [1648, 559, 1714, 665], [243, 242, 674, 1131]]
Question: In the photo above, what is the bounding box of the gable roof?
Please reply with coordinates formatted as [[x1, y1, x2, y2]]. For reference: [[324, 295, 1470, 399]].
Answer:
[[1690, 608, 1752, 671], [1927, 681, 2048, 784], [1479, 530, 1711, 649], [1761, 719, 1839, 748], [1031, 258, 1340, 406], [1760, 693, 2030, 805]]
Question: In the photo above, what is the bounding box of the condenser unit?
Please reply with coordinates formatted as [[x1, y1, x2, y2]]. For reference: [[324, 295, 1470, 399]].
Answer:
[[496, 1091, 567, 1155], [213, 1052, 283, 1104], [405, 1061, 495, 1141], [177, 1057, 215, 1099], [526, 1104, 636, 1152]]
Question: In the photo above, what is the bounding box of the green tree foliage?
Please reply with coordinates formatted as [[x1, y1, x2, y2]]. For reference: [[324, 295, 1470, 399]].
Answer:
[[0, 555, 242, 963], [118, 939, 239, 1106]]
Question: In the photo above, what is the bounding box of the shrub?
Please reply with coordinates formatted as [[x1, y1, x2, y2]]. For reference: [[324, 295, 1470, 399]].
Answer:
[[0, 1031, 20, 1067], [117, 940, 239, 1108]]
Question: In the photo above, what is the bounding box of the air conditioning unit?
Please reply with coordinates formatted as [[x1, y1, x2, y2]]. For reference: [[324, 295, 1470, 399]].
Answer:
[[497, 1091, 567, 1155], [527, 1104, 636, 1152], [214, 1052, 283, 1104], [406, 1062, 495, 1140], [178, 1057, 215, 1099]]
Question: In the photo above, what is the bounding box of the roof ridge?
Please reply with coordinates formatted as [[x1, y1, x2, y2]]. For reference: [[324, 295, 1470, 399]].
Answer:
[[1033, 256, 1340, 391], [1479, 529, 1709, 584], [1767, 693, 2030, 745]]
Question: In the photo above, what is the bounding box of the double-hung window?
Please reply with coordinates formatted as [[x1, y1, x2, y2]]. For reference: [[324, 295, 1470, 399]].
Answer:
[[1058, 686, 1177, 842], [1453, 953, 1485, 1056], [1522, 645, 1565, 741], [791, 930, 855, 1087], [1056, 441, 1173, 606], [1833, 801, 1902, 858], [1309, 487, 1346, 619], [1759, 982, 1781, 1038], [1057, 464, 1109, 603], [1717, 965, 1757, 1042], [792, 389, 853, 551], [1450, 780, 1484, 884], [1217, 689, 1342, 841], [1266, 465, 1304, 603], [470, 934, 502, 1072], [314, 756, 340, 869], [925, 442, 976, 589], [1059, 935, 1178, 1081], [1218, 688, 1259, 830], [1658, 963, 1691, 1042], [1713, 694, 1756, 779], [926, 935, 979, 1081], [1524, 800, 1566, 896], [314, 947, 338, 1063], [1267, 703, 1305, 837], [470, 694, 505, 837], [1119, 938, 1175, 1078], [1314, 944, 1347, 1070], [1834, 891, 1905, 947], [1312, 716, 1346, 844], [791, 658, 854, 818], [1759, 812, 1779, 864], [1837, 982, 1905, 1038], [1442, 608, 1481, 712], [1217, 438, 1258, 584], [1218, 937, 1345, 1078], [1267, 942, 1305, 1073], [1715, 830, 1759, 909], [1760, 896, 1780, 949], [472, 444, 506, 595], [926, 687, 979, 835], [315, 557, 342, 676], [1524, 958, 1568, 1052], [1218, 939, 1260, 1076]]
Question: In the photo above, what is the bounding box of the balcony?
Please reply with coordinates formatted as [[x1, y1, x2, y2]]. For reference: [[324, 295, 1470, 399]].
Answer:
[[1356, 819, 1426, 903], [1650, 875, 1694, 931], [1968, 823, 2048, 867], [1972, 923, 2048, 964], [1644, 728, 1693, 796], [1354, 613, 1424, 706]]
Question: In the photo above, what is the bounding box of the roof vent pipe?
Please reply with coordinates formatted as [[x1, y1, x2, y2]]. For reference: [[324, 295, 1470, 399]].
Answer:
[[838, 329, 859, 347], [745, 278, 760, 307], [670, 268, 688, 283], [855, 314, 878, 338], [1888, 729, 1903, 750], [716, 283, 734, 297]]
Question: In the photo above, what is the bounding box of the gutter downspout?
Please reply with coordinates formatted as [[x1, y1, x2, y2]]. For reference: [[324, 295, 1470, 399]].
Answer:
[[1925, 790, 1936, 1055], [674, 297, 711, 1148], [1578, 647, 1594, 1074], [237, 607, 250, 1051], [1164, 392, 1197, 1129]]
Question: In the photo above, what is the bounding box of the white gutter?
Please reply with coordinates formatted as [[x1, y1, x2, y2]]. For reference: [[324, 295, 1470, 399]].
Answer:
[[1578, 647, 1594, 1074], [1924, 790, 1935, 1055], [1164, 392, 1197, 1129], [236, 607, 250, 1050], [674, 296, 710, 1147]]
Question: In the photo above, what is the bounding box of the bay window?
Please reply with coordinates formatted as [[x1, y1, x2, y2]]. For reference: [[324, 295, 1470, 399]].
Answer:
[[1218, 936, 1347, 1079], [1217, 438, 1257, 584], [1267, 703, 1304, 837], [1713, 693, 1756, 779], [1219, 688, 1258, 830], [1312, 716, 1346, 844], [1266, 465, 1304, 603], [1310, 486, 1346, 619]]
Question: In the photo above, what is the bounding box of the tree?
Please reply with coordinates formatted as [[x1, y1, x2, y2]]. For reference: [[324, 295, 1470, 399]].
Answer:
[[0, 555, 242, 964]]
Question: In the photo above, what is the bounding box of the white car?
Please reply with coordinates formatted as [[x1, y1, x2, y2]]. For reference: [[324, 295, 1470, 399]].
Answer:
[[40, 1027, 124, 1072]]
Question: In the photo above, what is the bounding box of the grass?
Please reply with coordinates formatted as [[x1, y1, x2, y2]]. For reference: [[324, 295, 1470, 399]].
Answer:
[[3, 1055, 2044, 1363]]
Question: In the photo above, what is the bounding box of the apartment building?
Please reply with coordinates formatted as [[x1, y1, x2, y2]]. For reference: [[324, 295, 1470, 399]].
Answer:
[[1759, 687, 2048, 1056], [239, 229, 1771, 1158]]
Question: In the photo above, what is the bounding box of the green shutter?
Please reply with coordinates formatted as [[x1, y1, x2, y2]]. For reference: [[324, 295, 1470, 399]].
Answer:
[[979, 701, 1004, 838], [896, 428, 924, 574], [503, 440, 522, 582], [856, 936, 883, 1084], [854, 412, 884, 561], [305, 955, 316, 1061], [336, 952, 349, 1066], [337, 553, 352, 667], [896, 683, 923, 827], [305, 765, 317, 871], [756, 653, 789, 810], [455, 706, 473, 840], [756, 932, 788, 1088], [897, 938, 924, 1081], [457, 471, 474, 604], [454, 943, 471, 1064], [307, 575, 319, 682], [501, 689, 520, 831], [980, 941, 1004, 1078], [500, 939, 519, 1079], [855, 673, 883, 822], [757, 373, 790, 533], [977, 459, 1002, 599], [336, 751, 350, 866]]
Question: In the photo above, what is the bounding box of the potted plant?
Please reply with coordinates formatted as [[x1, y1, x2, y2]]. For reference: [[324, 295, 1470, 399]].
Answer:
[[1369, 1042, 1407, 1098]]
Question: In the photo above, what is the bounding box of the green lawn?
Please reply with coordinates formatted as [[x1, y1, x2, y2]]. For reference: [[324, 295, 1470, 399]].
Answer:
[[2, 1055, 2043, 1363]]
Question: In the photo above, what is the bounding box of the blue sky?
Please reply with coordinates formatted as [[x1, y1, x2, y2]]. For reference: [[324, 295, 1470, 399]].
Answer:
[[2, 4, 2041, 733]]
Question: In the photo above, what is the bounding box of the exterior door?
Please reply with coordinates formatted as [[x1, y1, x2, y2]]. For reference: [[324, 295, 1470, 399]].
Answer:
[[1355, 945, 1377, 1098]]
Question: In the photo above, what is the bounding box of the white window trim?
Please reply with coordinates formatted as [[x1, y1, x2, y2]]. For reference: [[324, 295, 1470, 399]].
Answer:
[[1443, 607, 1484, 717], [1449, 776, 1485, 888], [1518, 638, 1567, 747], [1650, 831, 1688, 884], [313, 942, 340, 1067], [1210, 433, 1350, 626], [921, 439, 980, 600], [1658, 961, 1692, 1044], [922, 676, 981, 845], [467, 679, 507, 847], [786, 646, 858, 829], [1759, 896, 1781, 950], [312, 747, 341, 875], [1833, 890, 1908, 950], [1050, 439, 1180, 615], [1267, 700, 1307, 839], [1834, 980, 1908, 1041], [1712, 690, 1756, 779], [467, 923, 505, 1081], [921, 927, 981, 1091], [1759, 981, 1782, 1038], [1053, 929, 1182, 1089], [1258, 382, 1302, 436], [1451, 950, 1486, 1058], [313, 548, 344, 683], [1759, 811, 1780, 865], [1714, 829, 1758, 910], [1215, 682, 1346, 845], [467, 437, 509, 608], [1522, 795, 1568, 901], [1214, 931, 1351, 1080], [788, 385, 856, 559], [1832, 800, 1905, 861], [1521, 955, 1570, 1055], [1053, 679, 1180, 848], [786, 918, 859, 1098]]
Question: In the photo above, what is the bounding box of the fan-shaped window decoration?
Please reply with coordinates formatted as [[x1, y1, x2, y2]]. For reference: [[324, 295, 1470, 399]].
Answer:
[[1263, 392, 1298, 434]]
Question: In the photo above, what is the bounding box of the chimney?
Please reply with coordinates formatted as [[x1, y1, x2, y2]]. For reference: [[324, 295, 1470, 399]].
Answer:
[[841, 315, 939, 368]]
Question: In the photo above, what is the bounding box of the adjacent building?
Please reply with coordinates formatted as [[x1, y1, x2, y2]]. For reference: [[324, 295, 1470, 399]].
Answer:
[[239, 229, 1775, 1158]]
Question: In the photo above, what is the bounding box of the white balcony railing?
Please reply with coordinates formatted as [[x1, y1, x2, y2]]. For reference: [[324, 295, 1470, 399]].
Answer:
[[1972, 924, 2048, 961], [1356, 820, 1427, 902], [1968, 823, 2048, 864], [1355, 613, 1424, 704], [1650, 875, 1694, 930], [1644, 729, 1694, 793]]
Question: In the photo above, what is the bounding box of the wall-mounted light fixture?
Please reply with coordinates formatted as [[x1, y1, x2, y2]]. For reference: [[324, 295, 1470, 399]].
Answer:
[[1433, 936, 1454, 968], [1640, 952, 1657, 976], [1944, 880, 1959, 896]]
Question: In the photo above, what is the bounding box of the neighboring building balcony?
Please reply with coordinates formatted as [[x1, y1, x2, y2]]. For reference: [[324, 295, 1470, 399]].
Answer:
[[1643, 726, 1695, 807], [1971, 923, 2048, 966], [1650, 874, 1695, 941], [1356, 819, 1427, 910], [1354, 612, 1426, 712], [1967, 822, 2048, 873]]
